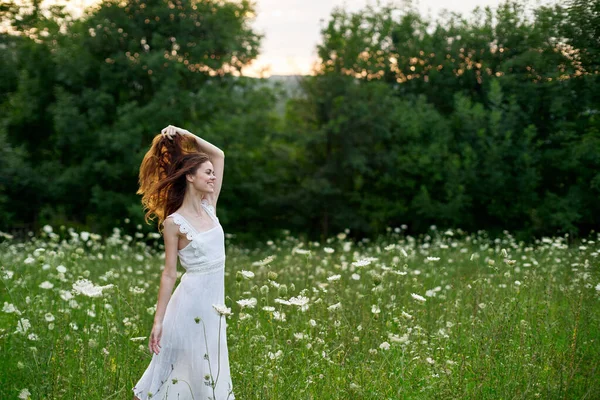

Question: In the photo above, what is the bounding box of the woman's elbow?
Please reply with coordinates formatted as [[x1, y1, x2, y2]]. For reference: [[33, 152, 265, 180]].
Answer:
[[161, 269, 178, 282]]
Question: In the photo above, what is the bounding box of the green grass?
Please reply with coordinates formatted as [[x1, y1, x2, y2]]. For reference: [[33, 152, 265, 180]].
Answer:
[[0, 226, 599, 399]]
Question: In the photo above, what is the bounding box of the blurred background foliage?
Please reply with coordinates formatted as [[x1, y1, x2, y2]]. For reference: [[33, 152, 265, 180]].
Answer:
[[0, 0, 598, 243]]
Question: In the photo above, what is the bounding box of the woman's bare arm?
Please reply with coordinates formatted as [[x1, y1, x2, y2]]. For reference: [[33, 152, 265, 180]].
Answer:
[[149, 217, 179, 354]]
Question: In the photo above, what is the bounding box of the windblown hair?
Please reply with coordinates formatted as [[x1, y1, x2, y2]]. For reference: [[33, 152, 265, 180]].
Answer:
[[137, 134, 210, 232]]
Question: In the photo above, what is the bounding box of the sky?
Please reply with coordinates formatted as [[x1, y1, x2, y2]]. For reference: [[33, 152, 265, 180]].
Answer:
[[60, 0, 550, 77], [243, 0, 508, 76]]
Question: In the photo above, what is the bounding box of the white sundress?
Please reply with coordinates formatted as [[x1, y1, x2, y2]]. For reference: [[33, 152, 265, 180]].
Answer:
[[133, 199, 235, 400]]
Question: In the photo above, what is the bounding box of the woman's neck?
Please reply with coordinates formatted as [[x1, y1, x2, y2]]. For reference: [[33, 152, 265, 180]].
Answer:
[[180, 190, 206, 217]]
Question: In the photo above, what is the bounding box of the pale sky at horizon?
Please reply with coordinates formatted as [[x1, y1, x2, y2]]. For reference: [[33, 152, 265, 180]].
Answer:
[[59, 0, 553, 77]]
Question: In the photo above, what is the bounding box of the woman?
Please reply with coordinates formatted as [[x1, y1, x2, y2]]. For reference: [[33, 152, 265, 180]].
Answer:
[[133, 125, 235, 400]]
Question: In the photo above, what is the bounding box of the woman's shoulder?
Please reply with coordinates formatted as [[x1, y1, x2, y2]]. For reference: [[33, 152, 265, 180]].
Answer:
[[163, 211, 186, 229], [162, 215, 178, 228]]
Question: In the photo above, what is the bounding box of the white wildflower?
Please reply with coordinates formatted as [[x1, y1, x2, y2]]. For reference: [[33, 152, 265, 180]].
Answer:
[[72, 279, 114, 298], [239, 312, 252, 321], [327, 302, 342, 311], [274, 298, 291, 306], [240, 270, 255, 279], [293, 248, 311, 255], [236, 298, 257, 309], [352, 259, 371, 267], [252, 255, 275, 267], [323, 247, 335, 254], [426, 256, 440, 261], [411, 293, 427, 302], [18, 388, 31, 399], [389, 333, 410, 344], [129, 286, 145, 294], [268, 350, 283, 360], [212, 304, 232, 316], [327, 274, 341, 282], [59, 290, 73, 301], [24, 257, 35, 265], [56, 265, 67, 273], [288, 295, 310, 311], [3, 302, 19, 314], [273, 311, 286, 321], [2, 270, 14, 279], [15, 318, 31, 334], [39, 281, 54, 290], [379, 341, 391, 350]]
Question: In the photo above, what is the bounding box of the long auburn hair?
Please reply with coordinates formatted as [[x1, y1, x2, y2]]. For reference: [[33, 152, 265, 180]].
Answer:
[[137, 133, 210, 232]]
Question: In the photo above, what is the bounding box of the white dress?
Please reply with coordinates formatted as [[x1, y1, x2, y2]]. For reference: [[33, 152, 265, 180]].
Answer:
[[133, 199, 235, 400]]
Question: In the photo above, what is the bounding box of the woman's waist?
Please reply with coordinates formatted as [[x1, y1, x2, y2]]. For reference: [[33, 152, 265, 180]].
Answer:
[[181, 256, 226, 274]]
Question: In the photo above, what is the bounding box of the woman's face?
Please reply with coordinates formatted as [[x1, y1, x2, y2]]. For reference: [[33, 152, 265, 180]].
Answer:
[[188, 161, 216, 193]]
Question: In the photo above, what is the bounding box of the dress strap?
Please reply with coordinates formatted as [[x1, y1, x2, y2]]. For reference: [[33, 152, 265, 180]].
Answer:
[[167, 212, 198, 240], [201, 199, 219, 223]]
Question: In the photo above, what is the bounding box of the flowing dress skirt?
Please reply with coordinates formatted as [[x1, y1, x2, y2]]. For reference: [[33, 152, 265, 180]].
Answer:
[[133, 267, 235, 400]]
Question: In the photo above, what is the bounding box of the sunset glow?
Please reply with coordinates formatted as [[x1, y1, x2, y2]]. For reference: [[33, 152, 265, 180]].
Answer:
[[31, 0, 554, 77]]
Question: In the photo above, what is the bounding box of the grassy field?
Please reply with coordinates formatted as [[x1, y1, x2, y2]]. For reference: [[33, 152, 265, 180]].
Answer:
[[0, 225, 599, 399]]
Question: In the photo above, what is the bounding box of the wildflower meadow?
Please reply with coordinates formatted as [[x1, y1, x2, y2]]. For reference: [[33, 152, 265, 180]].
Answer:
[[1, 225, 599, 399]]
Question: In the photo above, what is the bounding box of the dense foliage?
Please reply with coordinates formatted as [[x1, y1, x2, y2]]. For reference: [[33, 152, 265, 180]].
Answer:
[[0, 0, 598, 242]]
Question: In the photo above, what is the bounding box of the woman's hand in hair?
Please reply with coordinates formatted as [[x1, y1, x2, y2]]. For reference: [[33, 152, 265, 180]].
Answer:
[[161, 125, 176, 140], [161, 125, 191, 140]]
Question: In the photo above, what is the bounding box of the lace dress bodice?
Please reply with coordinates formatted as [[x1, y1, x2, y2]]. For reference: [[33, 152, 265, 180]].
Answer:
[[167, 199, 225, 276]]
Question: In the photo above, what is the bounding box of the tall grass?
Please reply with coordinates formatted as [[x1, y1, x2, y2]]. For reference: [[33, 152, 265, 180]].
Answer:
[[0, 226, 598, 399]]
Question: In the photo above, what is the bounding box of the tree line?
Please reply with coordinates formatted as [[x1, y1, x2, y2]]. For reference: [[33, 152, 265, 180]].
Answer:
[[1, 0, 598, 243]]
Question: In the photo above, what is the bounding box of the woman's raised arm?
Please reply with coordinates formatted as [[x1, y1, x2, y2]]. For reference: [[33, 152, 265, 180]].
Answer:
[[161, 125, 225, 207]]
